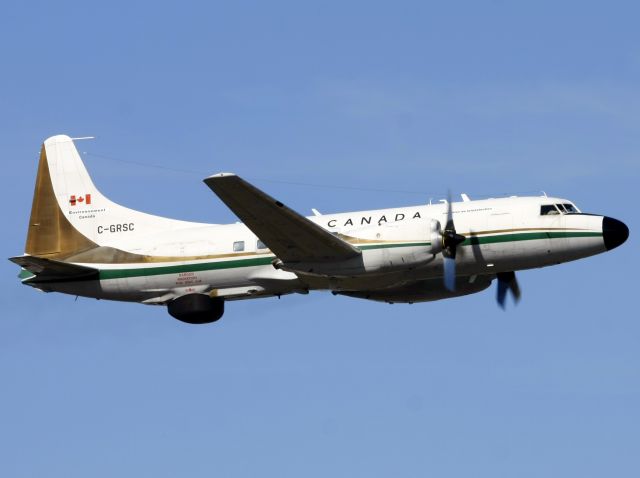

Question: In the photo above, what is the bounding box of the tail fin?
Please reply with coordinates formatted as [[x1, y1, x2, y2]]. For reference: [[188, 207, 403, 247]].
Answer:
[[25, 135, 199, 261]]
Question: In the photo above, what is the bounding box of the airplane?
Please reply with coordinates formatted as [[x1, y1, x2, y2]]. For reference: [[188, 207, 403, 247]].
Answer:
[[10, 135, 629, 324]]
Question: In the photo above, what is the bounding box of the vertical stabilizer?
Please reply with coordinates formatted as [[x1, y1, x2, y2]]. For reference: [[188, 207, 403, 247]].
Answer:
[[26, 140, 96, 257], [24, 135, 203, 261]]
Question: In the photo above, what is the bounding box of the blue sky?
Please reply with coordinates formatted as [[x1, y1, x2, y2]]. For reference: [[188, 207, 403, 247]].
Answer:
[[1, 1, 638, 476]]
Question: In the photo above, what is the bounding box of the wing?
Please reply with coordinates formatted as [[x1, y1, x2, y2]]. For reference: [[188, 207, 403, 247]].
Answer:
[[10, 255, 98, 283], [203, 173, 361, 263]]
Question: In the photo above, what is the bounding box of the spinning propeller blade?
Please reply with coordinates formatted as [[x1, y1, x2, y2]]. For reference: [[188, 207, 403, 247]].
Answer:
[[441, 192, 466, 292], [496, 271, 521, 309], [434, 194, 521, 307], [443, 256, 456, 292]]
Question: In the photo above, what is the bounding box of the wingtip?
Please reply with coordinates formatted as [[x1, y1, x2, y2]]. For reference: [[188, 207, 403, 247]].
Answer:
[[204, 172, 237, 180], [203, 173, 239, 185]]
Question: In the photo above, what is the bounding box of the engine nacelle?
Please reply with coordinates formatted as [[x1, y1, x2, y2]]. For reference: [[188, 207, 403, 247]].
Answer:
[[167, 293, 224, 324]]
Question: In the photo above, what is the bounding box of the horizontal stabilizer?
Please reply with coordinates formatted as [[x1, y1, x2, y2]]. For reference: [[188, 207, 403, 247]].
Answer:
[[10, 255, 98, 283], [204, 173, 361, 263]]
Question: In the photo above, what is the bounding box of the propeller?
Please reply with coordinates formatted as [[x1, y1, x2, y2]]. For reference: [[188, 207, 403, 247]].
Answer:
[[441, 192, 466, 291], [496, 271, 521, 309], [434, 194, 522, 308]]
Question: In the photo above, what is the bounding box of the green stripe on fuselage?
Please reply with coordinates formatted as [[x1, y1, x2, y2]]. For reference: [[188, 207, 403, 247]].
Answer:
[[98, 231, 602, 280], [99, 256, 275, 280], [464, 231, 601, 246], [357, 241, 430, 250]]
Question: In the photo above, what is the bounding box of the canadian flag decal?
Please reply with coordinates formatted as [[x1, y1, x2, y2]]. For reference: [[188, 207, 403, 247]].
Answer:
[[69, 194, 92, 206]]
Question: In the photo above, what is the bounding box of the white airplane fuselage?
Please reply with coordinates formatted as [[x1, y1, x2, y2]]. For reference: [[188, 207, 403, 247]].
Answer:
[[53, 199, 603, 299], [13, 135, 629, 322]]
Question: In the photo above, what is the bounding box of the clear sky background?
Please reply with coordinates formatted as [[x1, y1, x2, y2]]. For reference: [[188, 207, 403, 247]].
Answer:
[[1, 1, 638, 476]]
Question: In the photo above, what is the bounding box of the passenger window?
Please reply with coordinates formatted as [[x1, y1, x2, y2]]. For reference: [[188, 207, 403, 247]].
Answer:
[[233, 241, 245, 252], [256, 239, 267, 250], [540, 205, 560, 215]]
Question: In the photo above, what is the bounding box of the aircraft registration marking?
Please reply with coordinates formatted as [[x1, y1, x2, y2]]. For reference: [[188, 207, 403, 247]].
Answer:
[[97, 223, 135, 234]]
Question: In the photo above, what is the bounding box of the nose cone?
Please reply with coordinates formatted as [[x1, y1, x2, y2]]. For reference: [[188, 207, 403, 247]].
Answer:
[[603, 216, 629, 251]]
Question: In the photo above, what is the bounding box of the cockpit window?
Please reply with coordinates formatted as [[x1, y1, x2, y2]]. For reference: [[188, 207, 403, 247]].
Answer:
[[541, 203, 580, 215], [540, 205, 560, 215]]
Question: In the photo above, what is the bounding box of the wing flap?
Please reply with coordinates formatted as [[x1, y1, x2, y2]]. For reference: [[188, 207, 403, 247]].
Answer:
[[203, 173, 361, 263]]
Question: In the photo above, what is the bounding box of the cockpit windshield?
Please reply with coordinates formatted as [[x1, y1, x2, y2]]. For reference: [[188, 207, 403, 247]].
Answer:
[[540, 205, 560, 215], [540, 203, 580, 215]]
